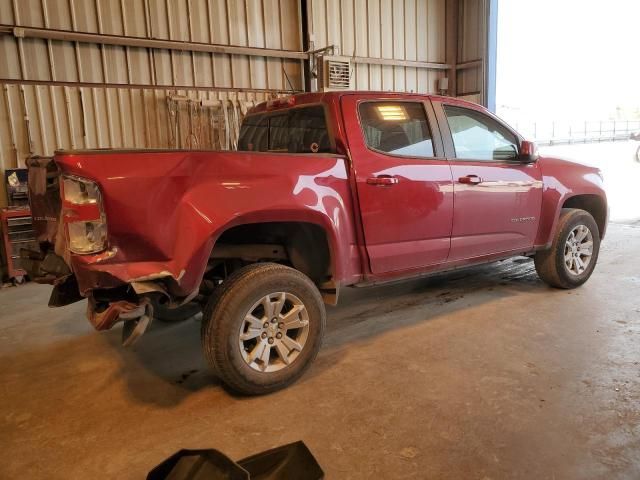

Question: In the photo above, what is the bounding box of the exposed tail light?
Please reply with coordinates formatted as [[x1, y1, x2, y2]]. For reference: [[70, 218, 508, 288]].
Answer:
[[67, 219, 108, 254], [62, 176, 101, 204], [61, 175, 108, 254]]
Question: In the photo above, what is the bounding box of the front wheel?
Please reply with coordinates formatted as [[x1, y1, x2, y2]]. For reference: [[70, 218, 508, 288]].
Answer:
[[534, 208, 601, 289], [201, 263, 326, 395]]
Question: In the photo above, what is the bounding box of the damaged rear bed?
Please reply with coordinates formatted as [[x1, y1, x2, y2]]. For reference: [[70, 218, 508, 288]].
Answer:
[[25, 155, 200, 345]]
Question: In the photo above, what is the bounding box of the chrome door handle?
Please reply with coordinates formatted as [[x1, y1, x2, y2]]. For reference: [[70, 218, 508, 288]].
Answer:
[[366, 175, 399, 186], [458, 175, 482, 185]]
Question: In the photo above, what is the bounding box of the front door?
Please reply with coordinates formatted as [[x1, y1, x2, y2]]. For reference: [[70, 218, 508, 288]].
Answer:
[[434, 100, 543, 261], [341, 95, 454, 274]]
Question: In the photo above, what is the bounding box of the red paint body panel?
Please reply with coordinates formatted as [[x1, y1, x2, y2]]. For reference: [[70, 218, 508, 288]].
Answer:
[[47, 91, 607, 313], [534, 156, 608, 245], [448, 162, 543, 260], [55, 150, 360, 296], [340, 94, 454, 274]]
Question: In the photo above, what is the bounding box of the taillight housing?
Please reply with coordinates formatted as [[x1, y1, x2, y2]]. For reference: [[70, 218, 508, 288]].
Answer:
[[61, 175, 108, 254], [62, 176, 101, 205]]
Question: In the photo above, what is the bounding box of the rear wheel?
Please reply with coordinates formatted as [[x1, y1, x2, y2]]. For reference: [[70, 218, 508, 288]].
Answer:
[[201, 263, 325, 395], [534, 208, 600, 288]]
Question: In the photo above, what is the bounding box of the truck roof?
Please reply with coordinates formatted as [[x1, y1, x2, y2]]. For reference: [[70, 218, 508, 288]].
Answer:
[[248, 91, 482, 115]]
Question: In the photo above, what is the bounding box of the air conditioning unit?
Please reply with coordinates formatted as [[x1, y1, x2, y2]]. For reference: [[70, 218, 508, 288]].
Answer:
[[317, 55, 353, 91]]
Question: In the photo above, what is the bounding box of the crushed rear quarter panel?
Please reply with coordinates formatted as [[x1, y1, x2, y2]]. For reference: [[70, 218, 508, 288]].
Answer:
[[55, 150, 360, 296]]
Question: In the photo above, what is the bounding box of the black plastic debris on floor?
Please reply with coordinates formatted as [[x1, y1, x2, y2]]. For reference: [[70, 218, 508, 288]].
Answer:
[[147, 441, 323, 480]]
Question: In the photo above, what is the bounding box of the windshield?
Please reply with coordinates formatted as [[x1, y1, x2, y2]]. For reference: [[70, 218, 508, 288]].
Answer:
[[238, 105, 333, 154]]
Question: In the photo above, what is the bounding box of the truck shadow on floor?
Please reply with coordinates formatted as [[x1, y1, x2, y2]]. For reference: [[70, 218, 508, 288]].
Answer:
[[105, 257, 548, 406], [101, 315, 219, 406]]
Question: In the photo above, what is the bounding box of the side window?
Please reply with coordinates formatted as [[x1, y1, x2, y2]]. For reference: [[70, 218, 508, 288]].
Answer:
[[444, 105, 518, 161], [358, 102, 435, 158], [286, 106, 331, 153]]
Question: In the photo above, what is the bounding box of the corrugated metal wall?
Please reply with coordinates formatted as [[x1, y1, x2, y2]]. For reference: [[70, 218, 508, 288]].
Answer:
[[306, 0, 487, 101], [457, 0, 485, 102], [0, 0, 488, 206], [0, 85, 263, 159], [0, 0, 303, 89], [308, 0, 448, 93]]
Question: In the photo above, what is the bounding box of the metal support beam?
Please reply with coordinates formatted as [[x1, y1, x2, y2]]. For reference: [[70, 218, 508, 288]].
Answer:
[[486, 0, 498, 112], [1, 25, 308, 60], [445, 0, 459, 96], [351, 56, 450, 70], [300, 0, 312, 92], [0, 78, 298, 94], [456, 60, 483, 71]]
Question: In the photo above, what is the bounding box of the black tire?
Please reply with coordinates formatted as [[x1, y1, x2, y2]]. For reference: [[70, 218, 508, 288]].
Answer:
[[534, 208, 601, 289], [201, 263, 326, 395]]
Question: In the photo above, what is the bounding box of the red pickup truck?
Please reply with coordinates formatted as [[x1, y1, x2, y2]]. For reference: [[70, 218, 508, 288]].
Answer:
[[26, 92, 607, 395]]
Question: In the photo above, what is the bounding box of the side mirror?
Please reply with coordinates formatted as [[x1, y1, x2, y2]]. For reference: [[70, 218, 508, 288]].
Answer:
[[519, 140, 539, 163]]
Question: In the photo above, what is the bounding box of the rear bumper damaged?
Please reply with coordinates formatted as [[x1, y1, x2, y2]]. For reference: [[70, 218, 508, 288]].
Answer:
[[89, 298, 143, 330], [25, 246, 192, 341], [24, 252, 160, 343], [59, 262, 188, 335], [26, 155, 194, 344], [89, 296, 154, 347]]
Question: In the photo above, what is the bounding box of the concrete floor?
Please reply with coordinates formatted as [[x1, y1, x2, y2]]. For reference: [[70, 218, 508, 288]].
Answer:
[[0, 222, 639, 479]]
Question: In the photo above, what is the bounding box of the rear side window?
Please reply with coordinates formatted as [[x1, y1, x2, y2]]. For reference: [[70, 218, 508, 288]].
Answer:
[[238, 105, 332, 153], [238, 114, 269, 151], [358, 101, 435, 158]]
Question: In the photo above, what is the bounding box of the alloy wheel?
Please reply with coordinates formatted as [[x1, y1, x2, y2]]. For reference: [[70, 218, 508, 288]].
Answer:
[[564, 224, 594, 275], [238, 292, 310, 372]]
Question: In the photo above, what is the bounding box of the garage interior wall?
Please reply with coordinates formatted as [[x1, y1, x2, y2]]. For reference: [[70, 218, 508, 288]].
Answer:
[[456, 0, 486, 103], [0, 0, 488, 207], [308, 0, 448, 92]]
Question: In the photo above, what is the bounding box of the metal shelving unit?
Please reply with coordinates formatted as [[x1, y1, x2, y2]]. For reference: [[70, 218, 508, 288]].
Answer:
[[1, 208, 38, 284]]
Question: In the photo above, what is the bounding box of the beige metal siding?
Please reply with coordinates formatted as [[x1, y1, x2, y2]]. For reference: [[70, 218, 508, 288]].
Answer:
[[309, 0, 448, 93], [457, 0, 485, 98], [0, 83, 266, 163], [0, 0, 303, 90]]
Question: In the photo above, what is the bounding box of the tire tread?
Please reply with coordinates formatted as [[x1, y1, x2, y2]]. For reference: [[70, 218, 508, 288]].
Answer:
[[201, 263, 325, 395], [534, 208, 600, 289]]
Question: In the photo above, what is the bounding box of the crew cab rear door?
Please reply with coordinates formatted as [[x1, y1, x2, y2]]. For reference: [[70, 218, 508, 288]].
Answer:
[[432, 99, 543, 260], [341, 94, 454, 274]]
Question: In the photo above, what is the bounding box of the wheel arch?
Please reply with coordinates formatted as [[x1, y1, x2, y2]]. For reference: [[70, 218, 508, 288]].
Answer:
[[536, 191, 608, 248], [561, 194, 608, 239], [206, 211, 344, 304]]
